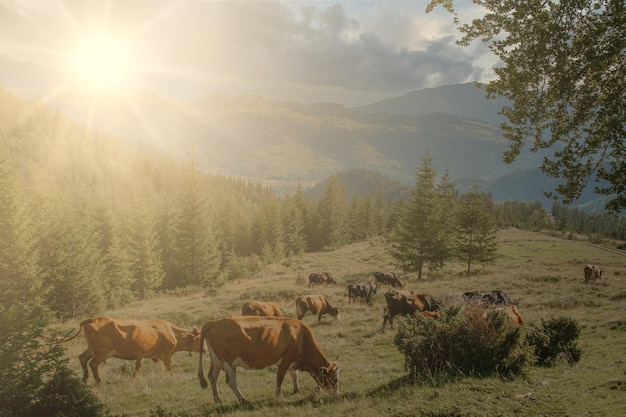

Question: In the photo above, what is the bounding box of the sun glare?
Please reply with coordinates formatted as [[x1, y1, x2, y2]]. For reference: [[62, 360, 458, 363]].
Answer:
[[70, 34, 133, 91]]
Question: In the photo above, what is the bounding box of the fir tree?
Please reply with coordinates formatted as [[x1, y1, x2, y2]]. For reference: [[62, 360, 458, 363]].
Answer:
[[388, 155, 448, 280], [169, 159, 221, 289], [456, 184, 498, 276]]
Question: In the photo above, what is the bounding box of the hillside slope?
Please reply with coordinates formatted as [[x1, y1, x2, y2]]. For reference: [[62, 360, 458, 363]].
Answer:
[[56, 229, 626, 417]]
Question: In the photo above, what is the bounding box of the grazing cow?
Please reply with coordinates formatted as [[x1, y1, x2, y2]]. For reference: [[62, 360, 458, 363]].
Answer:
[[197, 316, 339, 405], [382, 290, 442, 330], [63, 317, 202, 384], [308, 272, 336, 287], [463, 290, 518, 306], [583, 264, 603, 283], [291, 295, 339, 322], [374, 271, 404, 288], [344, 282, 378, 304], [242, 300, 282, 317], [323, 272, 337, 285]]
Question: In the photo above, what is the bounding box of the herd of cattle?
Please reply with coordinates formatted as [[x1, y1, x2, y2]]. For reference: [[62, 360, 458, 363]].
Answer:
[[64, 265, 603, 405]]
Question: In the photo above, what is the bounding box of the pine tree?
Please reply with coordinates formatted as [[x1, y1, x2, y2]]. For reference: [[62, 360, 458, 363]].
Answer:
[[0, 160, 41, 308], [40, 194, 106, 318], [102, 232, 135, 307], [281, 194, 306, 256], [294, 183, 319, 252], [388, 155, 448, 280], [251, 197, 285, 263], [317, 175, 349, 250], [127, 197, 165, 299], [456, 184, 498, 276], [169, 159, 221, 289]]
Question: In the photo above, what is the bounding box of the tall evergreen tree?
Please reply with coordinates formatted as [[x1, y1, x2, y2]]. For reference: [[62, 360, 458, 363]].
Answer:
[[251, 197, 285, 262], [127, 196, 165, 299], [102, 231, 134, 308], [294, 183, 319, 252], [168, 159, 221, 289], [456, 184, 498, 276], [281, 194, 306, 257], [40, 194, 106, 318], [0, 160, 42, 308], [388, 155, 447, 280], [316, 175, 349, 250]]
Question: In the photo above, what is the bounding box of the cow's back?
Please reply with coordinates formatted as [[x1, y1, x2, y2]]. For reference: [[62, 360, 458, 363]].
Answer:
[[201, 316, 311, 368], [305, 296, 325, 314]]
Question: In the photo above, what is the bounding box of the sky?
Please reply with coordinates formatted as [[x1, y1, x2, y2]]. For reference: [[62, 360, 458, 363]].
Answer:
[[0, 0, 496, 106]]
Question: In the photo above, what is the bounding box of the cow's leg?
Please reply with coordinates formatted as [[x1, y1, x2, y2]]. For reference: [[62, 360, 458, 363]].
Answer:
[[89, 356, 103, 384], [162, 355, 173, 371], [274, 361, 291, 399], [296, 304, 307, 320], [79, 348, 92, 383], [132, 357, 143, 378], [290, 370, 300, 394], [222, 363, 249, 405], [208, 363, 223, 403]]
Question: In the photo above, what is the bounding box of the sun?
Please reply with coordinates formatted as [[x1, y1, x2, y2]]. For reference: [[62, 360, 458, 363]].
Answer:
[[69, 33, 133, 91]]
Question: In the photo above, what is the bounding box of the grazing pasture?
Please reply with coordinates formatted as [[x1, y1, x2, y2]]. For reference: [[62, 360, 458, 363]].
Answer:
[[57, 228, 626, 416]]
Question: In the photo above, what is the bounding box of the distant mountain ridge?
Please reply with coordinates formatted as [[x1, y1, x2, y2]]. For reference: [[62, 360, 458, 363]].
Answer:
[[353, 82, 509, 126], [0, 56, 607, 210]]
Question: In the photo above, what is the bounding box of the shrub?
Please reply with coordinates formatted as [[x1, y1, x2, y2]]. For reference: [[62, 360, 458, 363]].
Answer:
[[394, 305, 529, 383], [27, 366, 107, 417], [526, 316, 582, 365], [1, 305, 108, 417]]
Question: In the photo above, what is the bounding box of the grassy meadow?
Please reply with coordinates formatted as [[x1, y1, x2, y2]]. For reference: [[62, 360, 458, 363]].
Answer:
[[56, 228, 626, 417]]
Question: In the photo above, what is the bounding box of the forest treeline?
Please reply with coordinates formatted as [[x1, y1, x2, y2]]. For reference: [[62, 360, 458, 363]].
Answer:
[[2, 87, 625, 320]]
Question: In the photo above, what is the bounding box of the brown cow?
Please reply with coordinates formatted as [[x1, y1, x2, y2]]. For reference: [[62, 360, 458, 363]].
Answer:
[[382, 290, 442, 330], [197, 316, 339, 405], [63, 317, 202, 384], [291, 295, 339, 322], [242, 300, 282, 317], [583, 264, 603, 283], [374, 271, 404, 288], [308, 272, 336, 287]]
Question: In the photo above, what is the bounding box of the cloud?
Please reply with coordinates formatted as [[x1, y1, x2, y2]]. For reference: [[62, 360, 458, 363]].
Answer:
[[0, 0, 494, 102]]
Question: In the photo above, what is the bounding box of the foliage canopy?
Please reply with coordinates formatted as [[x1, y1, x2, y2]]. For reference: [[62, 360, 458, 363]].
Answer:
[[428, 0, 626, 212]]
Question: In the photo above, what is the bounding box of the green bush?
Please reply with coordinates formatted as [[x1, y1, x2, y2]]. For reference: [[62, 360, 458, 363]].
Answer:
[[526, 316, 582, 365], [1, 305, 108, 417], [394, 305, 529, 383], [27, 366, 107, 417]]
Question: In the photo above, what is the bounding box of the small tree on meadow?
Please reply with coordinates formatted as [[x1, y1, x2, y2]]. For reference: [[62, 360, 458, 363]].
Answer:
[[456, 184, 498, 276]]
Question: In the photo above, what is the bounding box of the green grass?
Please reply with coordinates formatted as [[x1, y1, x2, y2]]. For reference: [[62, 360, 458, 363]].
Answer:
[[55, 229, 626, 416]]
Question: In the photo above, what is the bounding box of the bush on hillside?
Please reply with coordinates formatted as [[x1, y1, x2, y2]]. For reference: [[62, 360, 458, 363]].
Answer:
[[0, 305, 108, 417], [394, 305, 529, 383], [526, 316, 581, 365], [26, 366, 106, 417]]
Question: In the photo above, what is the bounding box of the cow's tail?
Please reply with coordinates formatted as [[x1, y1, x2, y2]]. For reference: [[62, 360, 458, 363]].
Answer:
[[60, 324, 84, 343], [197, 324, 209, 389]]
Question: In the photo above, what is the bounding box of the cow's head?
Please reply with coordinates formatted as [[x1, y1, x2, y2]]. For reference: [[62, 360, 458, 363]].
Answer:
[[329, 306, 340, 320], [316, 359, 339, 393], [181, 326, 204, 354]]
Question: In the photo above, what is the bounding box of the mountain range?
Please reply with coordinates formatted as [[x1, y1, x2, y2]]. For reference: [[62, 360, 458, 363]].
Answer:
[[0, 55, 604, 210]]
